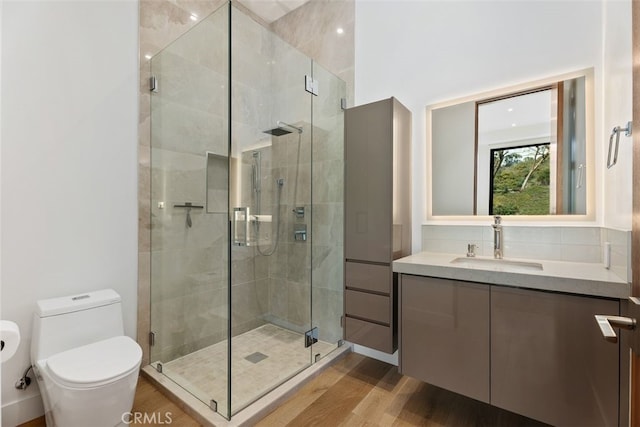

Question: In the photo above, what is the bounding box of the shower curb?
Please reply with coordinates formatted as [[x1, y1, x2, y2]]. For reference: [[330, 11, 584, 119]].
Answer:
[[141, 343, 353, 426]]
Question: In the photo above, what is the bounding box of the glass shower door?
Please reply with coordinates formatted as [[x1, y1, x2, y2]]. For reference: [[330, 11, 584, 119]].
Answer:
[[149, 2, 231, 419], [229, 4, 313, 415], [310, 61, 347, 361]]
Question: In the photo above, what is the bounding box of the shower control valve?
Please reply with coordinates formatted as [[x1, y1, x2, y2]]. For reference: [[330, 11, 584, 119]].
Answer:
[[293, 207, 305, 218], [294, 224, 307, 241]]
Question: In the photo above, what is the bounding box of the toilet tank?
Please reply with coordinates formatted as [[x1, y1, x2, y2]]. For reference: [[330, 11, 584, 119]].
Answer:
[[31, 289, 126, 362]]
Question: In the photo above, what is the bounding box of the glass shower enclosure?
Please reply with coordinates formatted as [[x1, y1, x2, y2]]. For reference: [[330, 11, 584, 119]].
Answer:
[[148, 1, 346, 419]]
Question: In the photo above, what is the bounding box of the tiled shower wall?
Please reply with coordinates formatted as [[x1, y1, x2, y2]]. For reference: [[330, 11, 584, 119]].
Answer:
[[422, 224, 631, 282], [138, 0, 355, 365], [271, 0, 355, 107]]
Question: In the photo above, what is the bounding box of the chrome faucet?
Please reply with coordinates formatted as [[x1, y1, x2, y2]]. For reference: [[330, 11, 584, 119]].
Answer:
[[492, 215, 503, 259]]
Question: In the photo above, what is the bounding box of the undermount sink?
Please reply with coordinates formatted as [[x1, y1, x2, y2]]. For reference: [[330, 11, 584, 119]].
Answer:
[[450, 257, 543, 271]]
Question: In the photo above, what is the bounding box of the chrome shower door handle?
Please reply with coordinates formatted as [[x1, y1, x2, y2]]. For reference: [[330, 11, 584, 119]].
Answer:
[[233, 207, 250, 246], [595, 314, 636, 343]]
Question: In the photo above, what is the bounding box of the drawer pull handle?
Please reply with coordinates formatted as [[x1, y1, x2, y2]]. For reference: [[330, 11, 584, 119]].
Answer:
[[594, 314, 636, 343]]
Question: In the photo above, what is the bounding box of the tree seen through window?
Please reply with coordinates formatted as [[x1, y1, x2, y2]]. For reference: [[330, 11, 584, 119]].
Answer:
[[490, 143, 550, 215]]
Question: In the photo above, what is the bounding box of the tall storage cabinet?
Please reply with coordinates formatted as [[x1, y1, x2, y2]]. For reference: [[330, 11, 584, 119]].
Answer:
[[343, 97, 411, 353]]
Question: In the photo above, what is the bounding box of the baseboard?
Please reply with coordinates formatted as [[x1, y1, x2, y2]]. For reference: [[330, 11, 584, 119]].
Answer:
[[1, 394, 44, 426], [352, 343, 399, 366]]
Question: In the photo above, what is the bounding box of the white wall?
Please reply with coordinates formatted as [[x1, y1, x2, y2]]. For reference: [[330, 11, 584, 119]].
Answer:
[[603, 0, 633, 230], [0, 1, 139, 424], [355, 0, 634, 253]]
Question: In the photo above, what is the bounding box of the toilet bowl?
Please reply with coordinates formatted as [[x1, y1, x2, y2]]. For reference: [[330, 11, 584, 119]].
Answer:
[[31, 289, 142, 427]]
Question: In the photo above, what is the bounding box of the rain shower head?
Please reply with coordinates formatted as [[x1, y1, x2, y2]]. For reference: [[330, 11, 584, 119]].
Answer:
[[263, 120, 303, 136], [263, 127, 292, 136]]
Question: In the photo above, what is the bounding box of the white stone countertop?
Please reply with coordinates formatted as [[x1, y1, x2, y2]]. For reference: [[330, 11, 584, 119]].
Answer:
[[393, 252, 630, 299]]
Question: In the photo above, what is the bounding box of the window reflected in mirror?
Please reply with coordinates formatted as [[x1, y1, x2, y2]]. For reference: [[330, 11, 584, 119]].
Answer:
[[480, 88, 554, 215], [429, 71, 589, 217]]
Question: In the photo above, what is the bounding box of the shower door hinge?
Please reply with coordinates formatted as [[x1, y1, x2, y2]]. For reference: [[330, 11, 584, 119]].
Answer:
[[149, 331, 156, 347], [155, 363, 163, 373], [305, 75, 319, 96], [340, 315, 344, 327], [341, 98, 347, 110], [305, 327, 319, 348], [209, 399, 218, 412], [150, 76, 158, 93]]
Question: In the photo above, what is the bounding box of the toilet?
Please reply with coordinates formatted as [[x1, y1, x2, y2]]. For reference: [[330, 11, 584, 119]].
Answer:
[[31, 289, 142, 427]]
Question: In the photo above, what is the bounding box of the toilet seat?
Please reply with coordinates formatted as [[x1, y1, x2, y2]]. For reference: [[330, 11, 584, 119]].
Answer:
[[45, 336, 142, 389]]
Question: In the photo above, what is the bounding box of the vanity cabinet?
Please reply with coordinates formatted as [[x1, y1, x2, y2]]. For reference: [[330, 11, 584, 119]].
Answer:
[[343, 97, 411, 354], [399, 275, 490, 403], [399, 274, 621, 427], [491, 286, 619, 427]]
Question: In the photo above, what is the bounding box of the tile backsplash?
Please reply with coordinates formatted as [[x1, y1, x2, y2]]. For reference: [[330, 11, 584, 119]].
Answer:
[[604, 228, 631, 284], [422, 225, 631, 282]]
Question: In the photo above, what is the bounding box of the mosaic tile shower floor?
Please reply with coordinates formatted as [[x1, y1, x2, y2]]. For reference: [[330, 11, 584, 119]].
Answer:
[[160, 323, 336, 414]]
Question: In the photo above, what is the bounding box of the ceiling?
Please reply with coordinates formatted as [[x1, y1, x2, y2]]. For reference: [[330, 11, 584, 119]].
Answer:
[[239, 0, 312, 23], [478, 90, 553, 145]]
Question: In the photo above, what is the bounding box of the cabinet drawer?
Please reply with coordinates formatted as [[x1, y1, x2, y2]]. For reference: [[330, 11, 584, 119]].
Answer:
[[345, 317, 394, 353], [345, 290, 390, 324], [345, 262, 391, 294]]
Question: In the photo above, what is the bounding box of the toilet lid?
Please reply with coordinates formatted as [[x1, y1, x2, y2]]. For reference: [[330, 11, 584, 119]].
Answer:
[[46, 336, 142, 388]]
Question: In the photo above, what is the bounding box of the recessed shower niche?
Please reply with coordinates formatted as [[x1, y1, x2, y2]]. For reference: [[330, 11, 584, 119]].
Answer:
[[206, 152, 228, 214], [147, 1, 346, 419]]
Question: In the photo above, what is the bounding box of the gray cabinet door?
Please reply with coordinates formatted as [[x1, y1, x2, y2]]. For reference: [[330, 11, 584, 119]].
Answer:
[[344, 99, 393, 263], [491, 286, 619, 427], [399, 275, 490, 403]]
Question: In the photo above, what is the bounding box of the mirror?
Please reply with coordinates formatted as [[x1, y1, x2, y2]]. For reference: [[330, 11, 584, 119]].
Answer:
[[428, 69, 592, 218]]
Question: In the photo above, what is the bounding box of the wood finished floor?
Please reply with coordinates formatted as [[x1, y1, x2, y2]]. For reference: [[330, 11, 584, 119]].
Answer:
[[19, 353, 547, 427], [18, 376, 200, 427], [256, 353, 547, 427]]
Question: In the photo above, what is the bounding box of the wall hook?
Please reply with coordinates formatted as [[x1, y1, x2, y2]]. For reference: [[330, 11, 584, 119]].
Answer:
[[607, 121, 632, 169]]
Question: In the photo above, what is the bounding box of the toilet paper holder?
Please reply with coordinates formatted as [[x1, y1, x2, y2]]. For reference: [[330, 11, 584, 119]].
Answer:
[[1, 319, 20, 363]]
